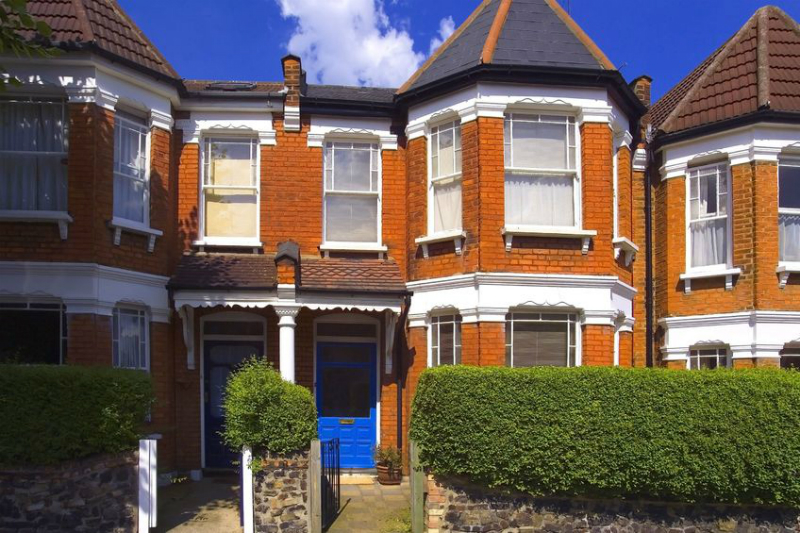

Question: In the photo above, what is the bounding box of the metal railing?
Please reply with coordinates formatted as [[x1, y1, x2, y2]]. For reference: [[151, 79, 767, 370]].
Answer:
[[320, 438, 340, 530]]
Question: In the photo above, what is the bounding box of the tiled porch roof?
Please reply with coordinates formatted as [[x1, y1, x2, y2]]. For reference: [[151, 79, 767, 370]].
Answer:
[[169, 254, 407, 295]]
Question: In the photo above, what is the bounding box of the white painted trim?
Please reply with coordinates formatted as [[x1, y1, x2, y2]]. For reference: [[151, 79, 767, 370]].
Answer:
[[680, 267, 741, 294], [0, 210, 73, 239], [415, 230, 467, 258], [176, 111, 276, 145], [138, 438, 157, 532], [108, 217, 163, 253], [777, 262, 800, 289], [284, 105, 300, 132], [633, 148, 647, 172], [172, 290, 402, 314], [242, 446, 254, 533], [502, 225, 596, 254], [149, 109, 173, 131], [0, 261, 170, 322], [307, 116, 396, 150], [613, 237, 639, 266]]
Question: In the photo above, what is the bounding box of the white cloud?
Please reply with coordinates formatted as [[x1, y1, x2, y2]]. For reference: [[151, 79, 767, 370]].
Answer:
[[429, 16, 455, 55], [276, 0, 426, 87]]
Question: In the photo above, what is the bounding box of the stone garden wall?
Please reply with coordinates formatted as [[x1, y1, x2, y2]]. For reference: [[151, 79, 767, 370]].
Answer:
[[426, 475, 800, 533], [0, 452, 138, 532], [253, 451, 309, 533]]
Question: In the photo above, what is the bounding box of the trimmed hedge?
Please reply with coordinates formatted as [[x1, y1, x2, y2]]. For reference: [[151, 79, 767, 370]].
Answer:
[[0, 364, 154, 466], [223, 358, 317, 455], [410, 366, 800, 506]]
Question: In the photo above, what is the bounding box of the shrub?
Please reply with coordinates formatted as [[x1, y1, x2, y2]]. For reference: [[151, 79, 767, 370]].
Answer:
[[410, 365, 800, 506], [0, 364, 154, 466], [223, 358, 317, 455]]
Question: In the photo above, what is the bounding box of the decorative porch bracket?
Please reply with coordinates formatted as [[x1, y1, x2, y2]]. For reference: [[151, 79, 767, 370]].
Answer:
[[178, 305, 195, 370]]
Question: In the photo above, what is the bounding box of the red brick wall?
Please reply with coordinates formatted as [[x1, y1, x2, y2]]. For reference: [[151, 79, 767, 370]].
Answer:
[[582, 325, 614, 366], [632, 155, 649, 367], [66, 313, 112, 366], [618, 331, 633, 367]]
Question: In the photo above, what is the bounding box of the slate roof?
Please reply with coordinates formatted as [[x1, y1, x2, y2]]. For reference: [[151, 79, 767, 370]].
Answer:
[[182, 80, 285, 95], [169, 254, 407, 295], [399, 0, 615, 93], [25, 0, 178, 79], [303, 84, 396, 104], [650, 6, 800, 136]]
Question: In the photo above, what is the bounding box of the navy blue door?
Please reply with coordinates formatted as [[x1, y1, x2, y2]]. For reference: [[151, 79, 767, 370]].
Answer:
[[204, 340, 262, 468], [316, 342, 377, 469]]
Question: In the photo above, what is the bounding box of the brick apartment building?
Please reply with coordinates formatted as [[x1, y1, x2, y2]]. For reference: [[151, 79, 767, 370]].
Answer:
[[0, 0, 798, 476]]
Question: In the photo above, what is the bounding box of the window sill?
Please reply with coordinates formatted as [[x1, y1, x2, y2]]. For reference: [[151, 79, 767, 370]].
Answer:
[[319, 242, 388, 258], [612, 237, 639, 266], [109, 218, 163, 253], [502, 225, 596, 254], [0, 210, 73, 240], [777, 262, 800, 289], [679, 267, 741, 294], [415, 230, 466, 258], [192, 238, 263, 251]]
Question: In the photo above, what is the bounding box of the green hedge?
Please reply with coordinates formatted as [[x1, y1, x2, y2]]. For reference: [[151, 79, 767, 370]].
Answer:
[[0, 365, 154, 466], [223, 359, 317, 455], [410, 366, 800, 506]]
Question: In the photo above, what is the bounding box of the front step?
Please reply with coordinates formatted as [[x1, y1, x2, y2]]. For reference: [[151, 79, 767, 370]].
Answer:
[[340, 468, 377, 485]]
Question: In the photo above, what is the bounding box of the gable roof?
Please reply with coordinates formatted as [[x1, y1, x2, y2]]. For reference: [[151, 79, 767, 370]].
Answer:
[[650, 5, 800, 136], [25, 0, 178, 80], [399, 0, 614, 94]]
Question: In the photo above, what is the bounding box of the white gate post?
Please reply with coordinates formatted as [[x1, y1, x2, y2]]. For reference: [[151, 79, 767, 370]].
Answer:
[[138, 437, 158, 532], [242, 446, 254, 533]]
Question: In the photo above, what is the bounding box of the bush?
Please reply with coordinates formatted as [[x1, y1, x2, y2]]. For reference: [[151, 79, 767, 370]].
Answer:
[[410, 365, 800, 506], [223, 359, 317, 455], [0, 364, 154, 466]]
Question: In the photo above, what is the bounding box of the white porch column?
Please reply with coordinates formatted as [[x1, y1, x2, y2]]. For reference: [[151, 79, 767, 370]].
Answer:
[[275, 307, 300, 383]]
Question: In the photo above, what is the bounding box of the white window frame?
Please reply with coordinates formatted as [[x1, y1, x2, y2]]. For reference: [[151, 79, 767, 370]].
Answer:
[[428, 313, 462, 367], [778, 158, 800, 265], [0, 97, 69, 215], [0, 300, 67, 364], [612, 148, 619, 239], [687, 346, 729, 370], [503, 113, 582, 230], [322, 140, 382, 248], [504, 311, 580, 368], [112, 110, 151, 227], [112, 306, 150, 371], [198, 136, 261, 247], [427, 119, 463, 236], [685, 162, 733, 273]]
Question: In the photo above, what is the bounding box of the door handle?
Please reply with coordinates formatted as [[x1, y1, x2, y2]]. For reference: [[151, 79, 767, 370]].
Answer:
[[339, 419, 355, 425]]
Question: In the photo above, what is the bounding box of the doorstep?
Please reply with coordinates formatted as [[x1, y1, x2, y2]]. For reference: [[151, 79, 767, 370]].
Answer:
[[341, 468, 377, 485]]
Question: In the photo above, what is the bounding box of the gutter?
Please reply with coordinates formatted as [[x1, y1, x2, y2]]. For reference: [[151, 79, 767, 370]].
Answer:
[[299, 97, 397, 118]]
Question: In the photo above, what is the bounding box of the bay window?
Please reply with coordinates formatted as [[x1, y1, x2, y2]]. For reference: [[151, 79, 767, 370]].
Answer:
[[505, 312, 577, 367], [503, 114, 578, 227], [112, 307, 149, 371], [0, 99, 68, 212], [688, 163, 730, 269], [430, 314, 462, 366], [324, 141, 380, 244], [0, 301, 66, 365], [201, 137, 259, 242], [113, 111, 149, 224], [429, 121, 462, 234], [779, 159, 800, 262], [688, 347, 728, 369]]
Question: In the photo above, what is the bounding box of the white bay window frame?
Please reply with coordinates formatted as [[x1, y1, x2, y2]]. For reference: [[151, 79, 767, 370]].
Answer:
[[322, 140, 383, 253], [778, 158, 800, 266], [198, 136, 261, 247], [112, 111, 150, 225], [429, 313, 462, 367], [687, 347, 729, 370], [505, 311, 579, 368], [112, 306, 149, 371]]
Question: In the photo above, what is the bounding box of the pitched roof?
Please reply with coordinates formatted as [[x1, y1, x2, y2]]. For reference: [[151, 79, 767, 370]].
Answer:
[[399, 0, 614, 93], [650, 5, 800, 136], [303, 84, 396, 104], [182, 79, 285, 95], [301, 259, 406, 294], [26, 0, 178, 79]]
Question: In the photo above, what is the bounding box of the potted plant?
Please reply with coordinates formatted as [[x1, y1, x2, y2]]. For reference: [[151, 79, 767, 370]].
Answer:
[[374, 444, 402, 485]]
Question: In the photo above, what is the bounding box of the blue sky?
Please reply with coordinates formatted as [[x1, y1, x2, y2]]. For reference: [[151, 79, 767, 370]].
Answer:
[[118, 0, 800, 101]]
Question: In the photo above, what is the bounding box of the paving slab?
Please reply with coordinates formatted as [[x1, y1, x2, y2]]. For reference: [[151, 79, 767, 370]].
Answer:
[[327, 480, 411, 533], [155, 474, 242, 533]]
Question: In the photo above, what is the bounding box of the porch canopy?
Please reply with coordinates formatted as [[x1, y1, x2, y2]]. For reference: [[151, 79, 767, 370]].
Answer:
[[168, 248, 408, 382]]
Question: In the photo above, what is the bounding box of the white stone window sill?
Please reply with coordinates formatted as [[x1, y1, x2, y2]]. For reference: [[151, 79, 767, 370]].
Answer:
[[415, 230, 466, 258], [109, 217, 163, 253], [613, 237, 639, 266], [679, 267, 741, 294], [192, 238, 263, 251], [502, 225, 597, 254], [0, 210, 73, 239], [777, 262, 800, 289], [320, 242, 388, 258]]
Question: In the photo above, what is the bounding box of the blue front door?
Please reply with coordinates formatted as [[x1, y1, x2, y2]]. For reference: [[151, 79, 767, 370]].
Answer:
[[316, 342, 377, 469]]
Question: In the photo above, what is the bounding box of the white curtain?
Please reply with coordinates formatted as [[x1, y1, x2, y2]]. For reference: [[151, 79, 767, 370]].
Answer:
[[326, 195, 378, 242], [113, 308, 146, 369], [780, 213, 800, 262], [0, 101, 67, 211], [113, 119, 147, 223], [505, 174, 574, 226], [511, 121, 566, 170], [433, 180, 462, 233], [691, 218, 727, 267]]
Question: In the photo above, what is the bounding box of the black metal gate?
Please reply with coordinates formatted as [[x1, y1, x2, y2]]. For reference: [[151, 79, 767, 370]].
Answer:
[[321, 438, 341, 530]]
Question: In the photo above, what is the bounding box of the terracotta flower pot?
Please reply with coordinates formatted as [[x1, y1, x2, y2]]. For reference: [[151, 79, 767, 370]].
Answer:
[[376, 464, 402, 485]]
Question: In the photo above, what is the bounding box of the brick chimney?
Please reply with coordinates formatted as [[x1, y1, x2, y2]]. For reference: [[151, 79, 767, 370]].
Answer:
[[281, 54, 302, 132], [630, 75, 652, 108]]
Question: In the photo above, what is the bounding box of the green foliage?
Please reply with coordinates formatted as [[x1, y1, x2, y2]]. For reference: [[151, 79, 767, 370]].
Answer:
[[410, 365, 800, 506], [0, 364, 154, 466], [374, 444, 402, 470], [0, 0, 60, 88], [223, 358, 317, 456]]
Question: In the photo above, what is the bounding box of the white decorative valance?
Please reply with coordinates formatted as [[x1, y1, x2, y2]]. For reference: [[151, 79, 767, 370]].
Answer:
[[176, 111, 276, 145]]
